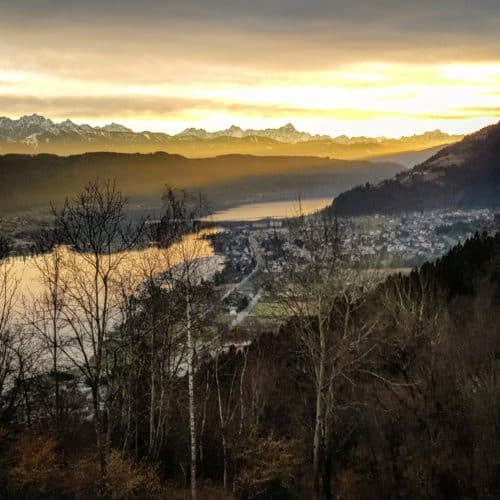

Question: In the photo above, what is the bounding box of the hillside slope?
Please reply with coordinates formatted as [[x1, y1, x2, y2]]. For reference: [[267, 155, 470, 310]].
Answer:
[[333, 121, 500, 215]]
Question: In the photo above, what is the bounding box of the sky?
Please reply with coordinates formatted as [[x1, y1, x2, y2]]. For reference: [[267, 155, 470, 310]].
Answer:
[[1, 0, 500, 137]]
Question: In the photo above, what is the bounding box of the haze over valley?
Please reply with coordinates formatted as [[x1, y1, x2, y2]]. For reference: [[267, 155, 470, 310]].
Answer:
[[0, 150, 403, 216]]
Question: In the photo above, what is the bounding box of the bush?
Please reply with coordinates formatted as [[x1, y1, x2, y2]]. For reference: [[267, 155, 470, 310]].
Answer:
[[235, 436, 301, 499], [9, 432, 67, 499], [69, 450, 162, 499]]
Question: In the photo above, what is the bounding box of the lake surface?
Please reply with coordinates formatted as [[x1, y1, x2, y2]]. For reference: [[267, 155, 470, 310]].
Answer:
[[206, 197, 333, 222], [1, 229, 224, 370], [7, 229, 223, 305]]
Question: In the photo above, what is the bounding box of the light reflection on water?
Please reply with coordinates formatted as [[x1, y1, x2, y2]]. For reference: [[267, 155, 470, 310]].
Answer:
[[205, 197, 332, 222], [9, 229, 221, 302], [3, 229, 224, 369]]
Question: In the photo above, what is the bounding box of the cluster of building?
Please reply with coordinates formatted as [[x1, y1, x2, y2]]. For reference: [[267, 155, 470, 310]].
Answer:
[[215, 209, 499, 278], [342, 209, 497, 266], [209, 228, 255, 283]]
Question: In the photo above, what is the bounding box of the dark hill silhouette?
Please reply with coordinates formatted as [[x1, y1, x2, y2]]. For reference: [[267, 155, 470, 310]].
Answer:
[[333, 120, 500, 215], [0, 152, 402, 213]]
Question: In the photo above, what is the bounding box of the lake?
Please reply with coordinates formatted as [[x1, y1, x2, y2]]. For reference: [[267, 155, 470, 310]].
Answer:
[[205, 197, 333, 222], [0, 228, 228, 372], [7, 229, 223, 306]]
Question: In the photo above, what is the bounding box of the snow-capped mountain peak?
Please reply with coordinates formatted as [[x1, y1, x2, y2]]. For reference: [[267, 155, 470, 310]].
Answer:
[[0, 114, 463, 155], [99, 123, 133, 133]]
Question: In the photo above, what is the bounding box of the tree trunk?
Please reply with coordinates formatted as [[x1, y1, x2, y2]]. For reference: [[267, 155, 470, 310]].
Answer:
[[313, 383, 323, 499], [92, 383, 107, 494], [313, 323, 326, 499], [149, 327, 156, 457], [53, 336, 60, 425], [215, 354, 230, 489], [186, 287, 197, 499], [199, 371, 210, 478], [239, 349, 248, 436], [222, 434, 228, 489]]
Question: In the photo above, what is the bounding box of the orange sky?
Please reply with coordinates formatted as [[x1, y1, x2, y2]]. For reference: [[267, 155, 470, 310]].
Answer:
[[1, 1, 499, 137]]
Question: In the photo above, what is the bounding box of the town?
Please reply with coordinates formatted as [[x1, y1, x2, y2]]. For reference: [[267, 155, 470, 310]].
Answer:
[[207, 207, 499, 329]]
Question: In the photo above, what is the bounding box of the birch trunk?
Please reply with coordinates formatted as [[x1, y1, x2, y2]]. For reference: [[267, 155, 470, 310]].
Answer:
[[215, 354, 228, 489], [313, 322, 326, 499], [149, 327, 156, 457], [186, 287, 197, 499]]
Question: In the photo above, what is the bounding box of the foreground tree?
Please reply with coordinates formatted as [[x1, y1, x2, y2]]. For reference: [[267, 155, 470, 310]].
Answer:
[[0, 258, 20, 420], [272, 211, 379, 499], [110, 263, 186, 461], [24, 228, 67, 429], [52, 180, 143, 482], [156, 186, 216, 499]]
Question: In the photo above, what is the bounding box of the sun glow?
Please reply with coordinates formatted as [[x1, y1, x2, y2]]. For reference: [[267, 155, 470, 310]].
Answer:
[[1, 61, 499, 137]]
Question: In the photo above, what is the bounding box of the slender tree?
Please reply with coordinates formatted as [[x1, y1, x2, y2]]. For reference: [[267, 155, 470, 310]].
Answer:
[[24, 227, 67, 428], [272, 210, 379, 499], [52, 180, 143, 482], [0, 258, 20, 419], [214, 351, 239, 489], [157, 186, 217, 499]]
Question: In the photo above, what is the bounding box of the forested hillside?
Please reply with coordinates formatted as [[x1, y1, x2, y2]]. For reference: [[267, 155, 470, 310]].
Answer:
[[333, 121, 500, 215], [0, 152, 402, 213]]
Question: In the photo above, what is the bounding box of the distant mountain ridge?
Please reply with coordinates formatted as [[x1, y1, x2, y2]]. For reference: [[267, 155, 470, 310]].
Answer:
[[0, 114, 462, 159], [333, 120, 500, 215], [0, 151, 403, 214], [175, 122, 331, 143]]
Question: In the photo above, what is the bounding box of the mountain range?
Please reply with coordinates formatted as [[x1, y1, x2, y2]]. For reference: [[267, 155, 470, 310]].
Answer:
[[0, 115, 462, 162], [175, 123, 331, 143], [333, 120, 500, 215]]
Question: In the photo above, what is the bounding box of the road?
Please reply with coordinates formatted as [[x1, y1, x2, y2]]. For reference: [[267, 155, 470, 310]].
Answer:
[[232, 290, 262, 326]]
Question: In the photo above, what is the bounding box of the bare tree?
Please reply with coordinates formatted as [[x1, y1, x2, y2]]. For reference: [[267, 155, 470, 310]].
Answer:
[[157, 186, 217, 499], [0, 255, 38, 426], [113, 257, 186, 461], [271, 210, 379, 499], [52, 180, 143, 481], [24, 228, 67, 428], [0, 258, 20, 418], [381, 271, 444, 355], [214, 351, 240, 489]]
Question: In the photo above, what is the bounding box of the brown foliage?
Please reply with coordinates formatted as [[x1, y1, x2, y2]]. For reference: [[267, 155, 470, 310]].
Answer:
[[69, 450, 162, 499], [10, 432, 65, 497], [236, 435, 302, 496]]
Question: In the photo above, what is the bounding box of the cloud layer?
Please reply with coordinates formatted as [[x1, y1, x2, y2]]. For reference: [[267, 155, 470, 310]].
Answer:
[[1, 1, 499, 136]]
